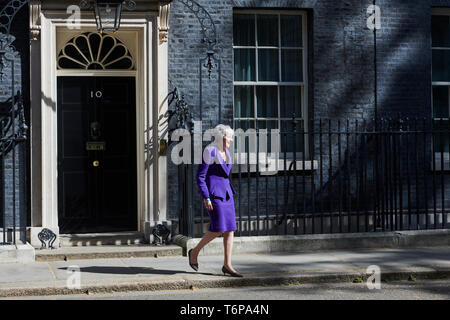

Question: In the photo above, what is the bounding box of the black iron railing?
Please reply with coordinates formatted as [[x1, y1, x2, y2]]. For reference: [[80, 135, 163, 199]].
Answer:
[[0, 91, 27, 245], [1, 0, 30, 246], [173, 117, 450, 238]]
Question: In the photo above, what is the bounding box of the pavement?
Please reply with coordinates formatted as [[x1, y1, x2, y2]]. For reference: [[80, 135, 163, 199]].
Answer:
[[0, 246, 450, 298]]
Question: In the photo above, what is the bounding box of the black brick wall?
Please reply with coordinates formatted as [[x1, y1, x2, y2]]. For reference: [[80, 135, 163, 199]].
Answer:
[[167, 0, 447, 222], [1, 0, 447, 231], [0, 0, 30, 238]]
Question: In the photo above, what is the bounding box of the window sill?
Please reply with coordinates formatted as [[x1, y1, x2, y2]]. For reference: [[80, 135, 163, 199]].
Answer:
[[432, 153, 450, 171], [231, 158, 318, 175]]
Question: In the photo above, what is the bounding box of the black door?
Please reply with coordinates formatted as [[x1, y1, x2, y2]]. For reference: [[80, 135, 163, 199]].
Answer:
[[57, 76, 137, 233]]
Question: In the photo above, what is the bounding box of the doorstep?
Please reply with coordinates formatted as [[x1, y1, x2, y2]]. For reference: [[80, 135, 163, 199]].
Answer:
[[58, 231, 147, 247], [35, 244, 183, 262]]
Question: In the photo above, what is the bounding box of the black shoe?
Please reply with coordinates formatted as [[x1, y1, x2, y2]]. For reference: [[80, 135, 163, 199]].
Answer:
[[222, 265, 243, 277], [188, 249, 198, 272]]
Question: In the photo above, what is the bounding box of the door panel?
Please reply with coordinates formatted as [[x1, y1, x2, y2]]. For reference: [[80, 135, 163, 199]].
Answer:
[[57, 76, 137, 233], [62, 110, 89, 158], [62, 171, 90, 219], [103, 170, 131, 217], [103, 110, 129, 156]]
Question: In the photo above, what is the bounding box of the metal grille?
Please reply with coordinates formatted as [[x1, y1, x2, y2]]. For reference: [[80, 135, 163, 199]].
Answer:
[[0, 0, 30, 245], [173, 117, 450, 237], [0, 90, 27, 245]]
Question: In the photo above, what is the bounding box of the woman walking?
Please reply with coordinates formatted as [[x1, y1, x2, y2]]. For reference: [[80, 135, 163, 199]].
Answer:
[[188, 124, 243, 277]]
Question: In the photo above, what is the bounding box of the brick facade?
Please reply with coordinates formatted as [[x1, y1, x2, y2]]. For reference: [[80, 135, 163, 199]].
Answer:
[[167, 0, 445, 221], [1, 0, 448, 234]]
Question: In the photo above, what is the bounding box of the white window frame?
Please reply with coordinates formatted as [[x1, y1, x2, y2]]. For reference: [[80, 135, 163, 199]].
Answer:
[[232, 9, 310, 165], [431, 8, 450, 170]]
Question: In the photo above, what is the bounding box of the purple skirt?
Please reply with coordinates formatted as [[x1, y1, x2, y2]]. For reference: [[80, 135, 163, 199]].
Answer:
[[208, 196, 237, 232]]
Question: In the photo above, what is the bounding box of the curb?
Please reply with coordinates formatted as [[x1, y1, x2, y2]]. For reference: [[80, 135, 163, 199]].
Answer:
[[1, 269, 449, 298]]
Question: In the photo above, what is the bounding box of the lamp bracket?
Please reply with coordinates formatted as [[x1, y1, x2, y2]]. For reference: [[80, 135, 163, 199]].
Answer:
[[80, 0, 136, 11]]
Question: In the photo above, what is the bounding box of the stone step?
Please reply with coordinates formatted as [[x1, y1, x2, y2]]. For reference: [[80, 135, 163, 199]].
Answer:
[[0, 243, 35, 264], [35, 244, 183, 261], [58, 231, 147, 247]]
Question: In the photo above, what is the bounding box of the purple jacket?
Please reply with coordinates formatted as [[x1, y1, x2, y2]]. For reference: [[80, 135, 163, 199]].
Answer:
[[196, 145, 236, 200]]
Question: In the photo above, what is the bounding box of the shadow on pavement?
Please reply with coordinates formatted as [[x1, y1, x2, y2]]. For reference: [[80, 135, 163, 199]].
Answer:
[[58, 266, 214, 276]]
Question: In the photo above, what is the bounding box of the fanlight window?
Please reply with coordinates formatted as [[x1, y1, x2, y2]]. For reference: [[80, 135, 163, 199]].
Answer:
[[58, 32, 134, 70]]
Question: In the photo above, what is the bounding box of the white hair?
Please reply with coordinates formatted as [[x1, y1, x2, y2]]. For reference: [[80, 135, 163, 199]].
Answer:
[[214, 124, 234, 138], [212, 124, 234, 149]]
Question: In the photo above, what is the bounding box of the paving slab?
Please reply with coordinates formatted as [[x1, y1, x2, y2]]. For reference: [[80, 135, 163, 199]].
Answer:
[[120, 256, 204, 277], [254, 252, 360, 273], [0, 262, 54, 283], [193, 254, 285, 275], [325, 247, 450, 269], [0, 246, 449, 298], [49, 258, 144, 280]]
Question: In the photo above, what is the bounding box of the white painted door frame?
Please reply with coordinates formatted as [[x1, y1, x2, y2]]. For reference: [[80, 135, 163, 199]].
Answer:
[[29, 8, 169, 245]]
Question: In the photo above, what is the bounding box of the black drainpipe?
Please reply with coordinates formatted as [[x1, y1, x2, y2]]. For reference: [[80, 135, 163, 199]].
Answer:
[[374, 0, 378, 124]]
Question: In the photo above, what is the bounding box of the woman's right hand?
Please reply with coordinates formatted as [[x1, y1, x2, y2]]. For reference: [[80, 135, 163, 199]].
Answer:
[[203, 198, 213, 211]]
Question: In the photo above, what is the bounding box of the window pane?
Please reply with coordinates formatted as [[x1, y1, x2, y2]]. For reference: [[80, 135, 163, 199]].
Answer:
[[281, 120, 304, 153], [282, 49, 303, 82], [432, 15, 450, 48], [433, 86, 449, 118], [258, 49, 279, 81], [433, 120, 450, 153], [281, 15, 302, 47], [257, 14, 278, 46], [234, 49, 256, 81], [280, 86, 302, 118], [433, 49, 450, 82], [257, 120, 278, 153], [233, 14, 255, 46], [234, 119, 255, 154], [234, 86, 254, 118], [256, 86, 278, 118], [257, 120, 278, 130]]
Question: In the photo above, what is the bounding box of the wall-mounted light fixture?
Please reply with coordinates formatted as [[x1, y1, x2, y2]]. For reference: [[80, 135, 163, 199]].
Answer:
[[80, 0, 136, 33]]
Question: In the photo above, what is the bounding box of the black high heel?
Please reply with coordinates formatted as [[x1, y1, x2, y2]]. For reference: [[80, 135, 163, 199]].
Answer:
[[188, 249, 198, 272], [222, 265, 243, 278]]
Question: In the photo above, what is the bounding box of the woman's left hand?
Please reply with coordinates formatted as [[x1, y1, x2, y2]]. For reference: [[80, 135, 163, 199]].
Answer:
[[203, 198, 213, 211]]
